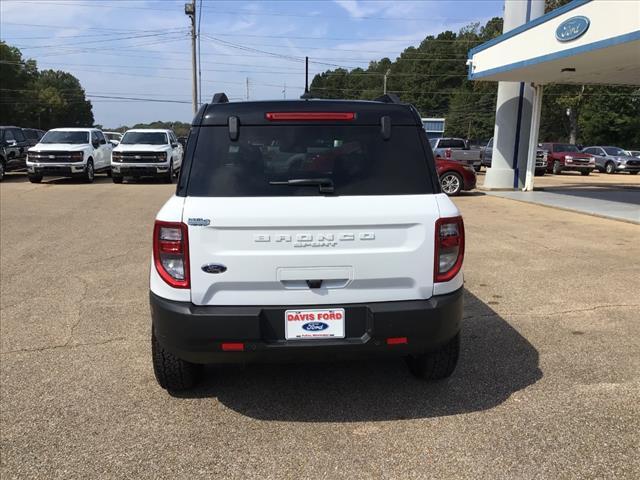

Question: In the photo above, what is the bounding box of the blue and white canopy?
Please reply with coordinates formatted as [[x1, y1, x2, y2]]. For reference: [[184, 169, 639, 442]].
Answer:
[[468, 0, 640, 86]]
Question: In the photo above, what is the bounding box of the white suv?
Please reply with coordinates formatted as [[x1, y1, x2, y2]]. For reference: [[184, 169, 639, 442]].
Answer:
[[26, 128, 112, 183], [150, 94, 465, 391], [111, 129, 183, 183]]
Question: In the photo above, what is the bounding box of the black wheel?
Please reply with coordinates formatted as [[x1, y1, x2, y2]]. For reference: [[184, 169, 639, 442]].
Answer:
[[440, 171, 463, 196], [534, 169, 545, 176], [28, 174, 42, 183], [0, 161, 4, 181], [605, 162, 616, 174], [106, 168, 112, 178], [406, 333, 460, 381], [163, 161, 174, 184], [552, 160, 562, 175], [630, 171, 638, 175], [112, 175, 123, 184], [152, 330, 201, 391], [580, 169, 590, 176], [84, 160, 95, 183]]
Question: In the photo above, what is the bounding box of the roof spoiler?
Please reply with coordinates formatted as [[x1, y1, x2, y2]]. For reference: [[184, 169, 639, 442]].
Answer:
[[374, 93, 402, 104], [211, 92, 229, 104]]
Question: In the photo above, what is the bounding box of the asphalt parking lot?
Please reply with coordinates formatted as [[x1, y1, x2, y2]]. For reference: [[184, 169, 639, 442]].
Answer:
[[1, 173, 639, 479]]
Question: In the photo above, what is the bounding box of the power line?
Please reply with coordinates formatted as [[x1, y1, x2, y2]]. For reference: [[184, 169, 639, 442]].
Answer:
[[13, 31, 187, 50], [3, 1, 495, 24]]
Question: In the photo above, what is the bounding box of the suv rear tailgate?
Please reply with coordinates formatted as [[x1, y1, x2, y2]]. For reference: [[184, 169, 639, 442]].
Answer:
[[184, 195, 439, 306]]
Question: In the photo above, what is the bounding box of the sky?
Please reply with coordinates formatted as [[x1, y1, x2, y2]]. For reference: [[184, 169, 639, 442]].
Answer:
[[1, 0, 504, 128]]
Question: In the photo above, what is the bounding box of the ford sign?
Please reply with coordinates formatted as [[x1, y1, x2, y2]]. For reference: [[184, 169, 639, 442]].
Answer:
[[556, 16, 590, 42], [302, 322, 329, 332]]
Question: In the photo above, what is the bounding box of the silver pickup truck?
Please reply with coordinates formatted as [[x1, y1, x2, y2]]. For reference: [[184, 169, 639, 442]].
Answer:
[[430, 137, 482, 171]]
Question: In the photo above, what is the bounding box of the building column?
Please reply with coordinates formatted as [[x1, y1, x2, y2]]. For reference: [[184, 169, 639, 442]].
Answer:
[[484, 0, 545, 190], [524, 84, 544, 191]]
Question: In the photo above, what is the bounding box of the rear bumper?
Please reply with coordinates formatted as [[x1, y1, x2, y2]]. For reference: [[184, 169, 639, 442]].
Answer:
[[150, 288, 464, 364]]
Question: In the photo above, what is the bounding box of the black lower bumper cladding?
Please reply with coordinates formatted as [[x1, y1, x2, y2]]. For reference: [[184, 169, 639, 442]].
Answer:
[[151, 288, 464, 364]]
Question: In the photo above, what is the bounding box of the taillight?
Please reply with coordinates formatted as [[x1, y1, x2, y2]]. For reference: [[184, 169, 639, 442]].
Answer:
[[445, 148, 452, 159], [153, 221, 189, 288], [434, 216, 464, 283]]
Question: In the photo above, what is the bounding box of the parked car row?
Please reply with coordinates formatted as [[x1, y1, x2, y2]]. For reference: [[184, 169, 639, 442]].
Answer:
[[480, 137, 548, 176], [0, 126, 45, 180], [477, 138, 639, 176], [0, 126, 184, 184]]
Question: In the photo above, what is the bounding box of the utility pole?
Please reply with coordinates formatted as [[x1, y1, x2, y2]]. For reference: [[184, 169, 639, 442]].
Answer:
[[383, 68, 391, 94], [185, 1, 198, 114], [246, 77, 250, 100]]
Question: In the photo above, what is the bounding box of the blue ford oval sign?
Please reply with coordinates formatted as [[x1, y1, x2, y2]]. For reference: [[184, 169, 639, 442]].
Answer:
[[556, 16, 590, 42], [201, 263, 227, 274], [302, 322, 329, 332]]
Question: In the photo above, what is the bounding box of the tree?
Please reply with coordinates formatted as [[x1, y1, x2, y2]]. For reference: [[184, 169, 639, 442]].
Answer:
[[32, 70, 93, 129], [0, 42, 93, 129], [0, 42, 39, 125]]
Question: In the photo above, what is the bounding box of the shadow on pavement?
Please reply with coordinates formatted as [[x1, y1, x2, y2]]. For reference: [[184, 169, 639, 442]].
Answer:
[[177, 289, 541, 422], [0, 172, 29, 183], [43, 175, 113, 185], [539, 184, 640, 206]]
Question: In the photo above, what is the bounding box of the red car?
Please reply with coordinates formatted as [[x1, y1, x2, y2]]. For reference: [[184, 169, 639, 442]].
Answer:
[[436, 158, 477, 196], [540, 142, 595, 175]]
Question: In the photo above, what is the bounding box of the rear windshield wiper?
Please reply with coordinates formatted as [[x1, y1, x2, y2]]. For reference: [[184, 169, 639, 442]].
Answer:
[[269, 178, 334, 193]]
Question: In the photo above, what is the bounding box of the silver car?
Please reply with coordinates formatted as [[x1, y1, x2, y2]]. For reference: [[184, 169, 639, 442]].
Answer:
[[582, 146, 640, 175]]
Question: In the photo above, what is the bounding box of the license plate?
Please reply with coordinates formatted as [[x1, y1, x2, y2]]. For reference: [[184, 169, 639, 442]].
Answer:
[[285, 308, 345, 340]]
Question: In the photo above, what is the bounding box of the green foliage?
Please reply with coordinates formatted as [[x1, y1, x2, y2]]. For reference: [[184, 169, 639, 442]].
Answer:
[[310, 14, 640, 148], [126, 121, 191, 137], [0, 42, 39, 126], [310, 19, 504, 141], [0, 41, 94, 129]]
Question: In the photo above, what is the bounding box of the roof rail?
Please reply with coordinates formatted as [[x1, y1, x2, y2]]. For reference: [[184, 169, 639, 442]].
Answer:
[[374, 93, 402, 104], [211, 92, 229, 104]]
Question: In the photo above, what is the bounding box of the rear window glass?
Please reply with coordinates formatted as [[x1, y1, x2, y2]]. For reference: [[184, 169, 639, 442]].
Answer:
[[187, 125, 433, 197]]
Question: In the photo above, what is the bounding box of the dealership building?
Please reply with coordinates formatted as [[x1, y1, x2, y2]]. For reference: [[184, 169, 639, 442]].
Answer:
[[467, 0, 640, 190]]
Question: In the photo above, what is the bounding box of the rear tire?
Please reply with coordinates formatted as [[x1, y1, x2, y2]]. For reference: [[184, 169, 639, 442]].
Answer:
[[0, 161, 4, 181], [552, 160, 562, 175], [605, 162, 616, 174], [112, 175, 123, 184], [28, 174, 42, 183], [152, 330, 201, 391], [440, 172, 463, 196], [406, 333, 460, 381]]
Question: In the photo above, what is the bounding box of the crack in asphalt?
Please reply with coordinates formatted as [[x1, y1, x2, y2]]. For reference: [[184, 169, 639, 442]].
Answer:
[[0, 336, 131, 356]]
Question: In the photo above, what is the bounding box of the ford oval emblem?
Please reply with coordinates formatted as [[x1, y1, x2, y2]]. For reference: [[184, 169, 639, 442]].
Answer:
[[201, 263, 227, 274], [556, 16, 590, 42], [302, 322, 329, 332]]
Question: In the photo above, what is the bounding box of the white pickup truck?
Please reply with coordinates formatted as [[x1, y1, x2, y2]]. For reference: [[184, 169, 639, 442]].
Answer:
[[111, 129, 183, 183], [430, 137, 482, 171], [26, 128, 112, 183]]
